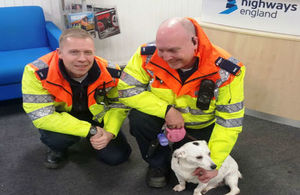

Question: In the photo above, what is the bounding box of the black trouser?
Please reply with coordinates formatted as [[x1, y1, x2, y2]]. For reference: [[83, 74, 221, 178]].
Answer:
[[128, 109, 214, 169], [39, 125, 131, 166]]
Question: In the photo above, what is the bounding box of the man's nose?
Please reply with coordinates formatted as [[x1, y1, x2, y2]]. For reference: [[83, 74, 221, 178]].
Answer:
[[161, 52, 172, 61], [77, 52, 87, 61]]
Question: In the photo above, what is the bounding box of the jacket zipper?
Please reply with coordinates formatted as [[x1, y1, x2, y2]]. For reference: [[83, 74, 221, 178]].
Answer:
[[149, 61, 218, 86]]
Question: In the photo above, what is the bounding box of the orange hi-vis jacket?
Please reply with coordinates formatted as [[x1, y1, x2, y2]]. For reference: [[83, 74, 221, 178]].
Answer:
[[118, 17, 245, 168], [22, 51, 127, 137]]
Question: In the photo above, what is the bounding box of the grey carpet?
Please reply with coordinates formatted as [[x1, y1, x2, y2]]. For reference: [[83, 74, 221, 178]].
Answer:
[[0, 99, 299, 195]]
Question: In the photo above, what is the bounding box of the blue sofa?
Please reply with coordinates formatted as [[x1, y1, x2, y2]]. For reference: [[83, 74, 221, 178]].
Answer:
[[0, 6, 62, 101]]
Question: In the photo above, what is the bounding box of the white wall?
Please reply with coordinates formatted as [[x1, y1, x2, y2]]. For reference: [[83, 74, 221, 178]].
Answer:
[[89, 0, 203, 65], [1, 0, 203, 64]]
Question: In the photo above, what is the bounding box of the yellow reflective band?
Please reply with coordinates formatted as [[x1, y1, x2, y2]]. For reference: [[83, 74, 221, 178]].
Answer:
[[121, 71, 147, 87], [23, 94, 53, 103], [216, 116, 243, 128], [32, 59, 48, 69], [28, 105, 55, 121], [185, 118, 215, 126], [109, 103, 130, 109], [175, 106, 215, 115], [216, 101, 244, 113], [118, 87, 145, 98]]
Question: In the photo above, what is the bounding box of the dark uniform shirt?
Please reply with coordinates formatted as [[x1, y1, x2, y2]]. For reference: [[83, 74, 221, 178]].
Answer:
[[59, 60, 101, 123], [177, 58, 199, 84]]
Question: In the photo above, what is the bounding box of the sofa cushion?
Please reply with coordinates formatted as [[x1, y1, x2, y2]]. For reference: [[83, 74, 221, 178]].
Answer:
[[0, 6, 48, 51], [0, 47, 52, 85]]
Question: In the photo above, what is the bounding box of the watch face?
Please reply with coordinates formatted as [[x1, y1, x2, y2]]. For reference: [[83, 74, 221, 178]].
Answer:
[[90, 126, 97, 135]]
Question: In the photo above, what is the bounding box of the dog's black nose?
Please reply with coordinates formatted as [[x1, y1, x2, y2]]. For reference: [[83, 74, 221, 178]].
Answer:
[[210, 164, 217, 170]]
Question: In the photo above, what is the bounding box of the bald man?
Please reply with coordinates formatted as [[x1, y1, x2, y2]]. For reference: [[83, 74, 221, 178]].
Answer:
[[118, 17, 245, 188]]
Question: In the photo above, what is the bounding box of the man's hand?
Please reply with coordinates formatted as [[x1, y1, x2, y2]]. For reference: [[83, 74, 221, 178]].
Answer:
[[165, 107, 184, 129], [89, 126, 114, 150], [193, 167, 218, 183]]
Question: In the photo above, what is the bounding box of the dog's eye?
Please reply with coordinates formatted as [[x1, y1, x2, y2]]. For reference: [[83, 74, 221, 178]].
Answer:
[[208, 152, 211, 156], [196, 156, 203, 159]]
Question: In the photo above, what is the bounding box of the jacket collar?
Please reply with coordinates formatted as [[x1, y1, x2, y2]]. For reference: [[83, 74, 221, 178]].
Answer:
[[58, 59, 100, 87]]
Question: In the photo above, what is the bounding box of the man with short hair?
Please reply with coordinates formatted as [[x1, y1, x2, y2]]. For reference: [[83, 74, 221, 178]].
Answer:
[[22, 28, 131, 169], [118, 17, 245, 188]]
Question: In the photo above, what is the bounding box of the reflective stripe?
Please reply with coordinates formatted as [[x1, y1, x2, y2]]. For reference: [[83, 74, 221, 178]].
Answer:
[[109, 103, 130, 109], [176, 107, 214, 115], [105, 87, 113, 91], [23, 94, 53, 103], [228, 57, 239, 65], [214, 69, 230, 100], [107, 61, 117, 68], [146, 69, 154, 77], [216, 101, 244, 113], [216, 69, 230, 88], [107, 97, 119, 102], [146, 54, 153, 64], [118, 87, 145, 98], [120, 71, 147, 88], [216, 116, 243, 128], [28, 105, 55, 121], [94, 103, 129, 120], [94, 109, 107, 120], [32, 59, 48, 69], [185, 118, 215, 126]]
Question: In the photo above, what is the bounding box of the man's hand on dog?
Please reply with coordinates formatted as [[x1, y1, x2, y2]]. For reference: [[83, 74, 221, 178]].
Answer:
[[193, 167, 218, 183], [90, 126, 114, 150], [165, 107, 184, 129]]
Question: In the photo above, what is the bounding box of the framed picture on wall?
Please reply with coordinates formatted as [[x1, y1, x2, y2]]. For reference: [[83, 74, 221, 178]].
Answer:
[[66, 11, 96, 37], [94, 7, 120, 39]]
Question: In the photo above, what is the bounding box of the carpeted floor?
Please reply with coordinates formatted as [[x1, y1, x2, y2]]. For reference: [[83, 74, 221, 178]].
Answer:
[[0, 99, 299, 195]]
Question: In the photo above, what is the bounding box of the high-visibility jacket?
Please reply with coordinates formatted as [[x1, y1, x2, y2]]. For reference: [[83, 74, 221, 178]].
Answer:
[[22, 50, 127, 137], [117, 17, 245, 169]]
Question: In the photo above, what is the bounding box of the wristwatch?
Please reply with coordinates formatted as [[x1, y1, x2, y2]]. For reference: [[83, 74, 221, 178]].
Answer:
[[87, 126, 97, 138]]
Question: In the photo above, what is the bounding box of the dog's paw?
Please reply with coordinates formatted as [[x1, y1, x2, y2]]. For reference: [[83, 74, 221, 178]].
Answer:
[[224, 188, 240, 195], [201, 185, 215, 194], [193, 188, 203, 195], [173, 184, 185, 192]]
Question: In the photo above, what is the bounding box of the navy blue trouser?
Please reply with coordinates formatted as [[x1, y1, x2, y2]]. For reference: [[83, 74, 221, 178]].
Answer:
[[128, 109, 214, 169], [39, 128, 131, 166]]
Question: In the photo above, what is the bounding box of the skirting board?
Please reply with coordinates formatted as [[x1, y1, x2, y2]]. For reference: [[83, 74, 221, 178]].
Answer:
[[245, 108, 300, 128]]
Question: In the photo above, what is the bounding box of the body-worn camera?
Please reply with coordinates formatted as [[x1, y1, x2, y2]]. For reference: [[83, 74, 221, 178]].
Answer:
[[94, 82, 109, 105], [196, 79, 215, 110]]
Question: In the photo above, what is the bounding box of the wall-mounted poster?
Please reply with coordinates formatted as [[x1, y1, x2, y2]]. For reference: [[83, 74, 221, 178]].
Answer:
[[201, 0, 300, 36], [94, 8, 120, 39], [66, 12, 96, 37]]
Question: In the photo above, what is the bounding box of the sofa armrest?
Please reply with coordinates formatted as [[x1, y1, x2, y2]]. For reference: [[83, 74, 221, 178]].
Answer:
[[45, 21, 62, 51]]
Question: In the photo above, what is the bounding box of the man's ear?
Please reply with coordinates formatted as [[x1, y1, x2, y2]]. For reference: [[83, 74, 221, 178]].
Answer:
[[191, 36, 198, 46], [174, 149, 186, 159], [57, 48, 62, 59]]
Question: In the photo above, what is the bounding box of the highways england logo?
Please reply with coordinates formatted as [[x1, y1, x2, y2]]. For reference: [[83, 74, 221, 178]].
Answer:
[[220, 0, 238, 14], [219, 0, 298, 18]]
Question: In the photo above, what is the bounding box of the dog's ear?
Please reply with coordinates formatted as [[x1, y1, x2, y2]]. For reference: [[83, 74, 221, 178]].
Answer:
[[174, 149, 186, 159]]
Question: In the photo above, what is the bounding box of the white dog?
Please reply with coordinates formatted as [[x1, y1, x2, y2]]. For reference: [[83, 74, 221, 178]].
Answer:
[[171, 140, 242, 195]]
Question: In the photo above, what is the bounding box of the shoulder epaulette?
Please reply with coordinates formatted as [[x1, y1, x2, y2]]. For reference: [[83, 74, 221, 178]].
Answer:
[[215, 57, 241, 76], [141, 44, 156, 55], [106, 67, 122, 78], [36, 67, 49, 80]]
